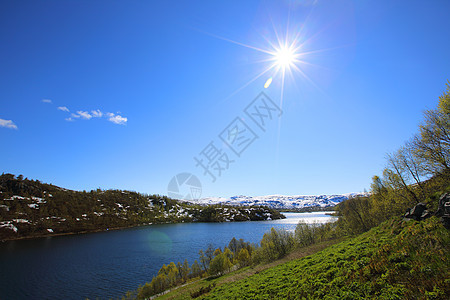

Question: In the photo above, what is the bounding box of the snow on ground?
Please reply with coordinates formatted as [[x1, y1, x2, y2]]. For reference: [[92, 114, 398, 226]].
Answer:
[[0, 222, 18, 232], [180, 193, 368, 209], [3, 195, 47, 204], [12, 219, 30, 223], [31, 196, 46, 204], [4, 195, 26, 201]]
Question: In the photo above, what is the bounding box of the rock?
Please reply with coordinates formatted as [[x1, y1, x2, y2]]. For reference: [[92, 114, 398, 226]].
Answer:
[[404, 203, 428, 221], [411, 203, 427, 218], [420, 210, 432, 220], [435, 193, 450, 217], [435, 193, 450, 228]]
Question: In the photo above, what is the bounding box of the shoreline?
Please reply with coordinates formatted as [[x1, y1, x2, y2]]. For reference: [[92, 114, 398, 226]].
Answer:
[[0, 223, 155, 242], [0, 213, 288, 242]]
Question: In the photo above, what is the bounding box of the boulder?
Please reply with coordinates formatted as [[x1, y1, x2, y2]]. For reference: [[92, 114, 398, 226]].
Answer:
[[435, 193, 450, 216], [420, 210, 432, 220], [404, 203, 428, 221], [435, 193, 450, 229]]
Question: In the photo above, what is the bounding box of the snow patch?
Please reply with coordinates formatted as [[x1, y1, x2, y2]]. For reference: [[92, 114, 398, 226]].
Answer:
[[0, 222, 18, 232], [181, 193, 368, 209], [13, 219, 30, 223]]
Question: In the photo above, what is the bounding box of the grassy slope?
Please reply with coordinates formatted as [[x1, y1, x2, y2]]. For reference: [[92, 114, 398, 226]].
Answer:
[[155, 239, 344, 300], [159, 217, 449, 300]]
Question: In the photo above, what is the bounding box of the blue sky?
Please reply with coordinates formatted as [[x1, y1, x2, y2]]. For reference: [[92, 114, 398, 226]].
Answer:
[[1, 0, 449, 198]]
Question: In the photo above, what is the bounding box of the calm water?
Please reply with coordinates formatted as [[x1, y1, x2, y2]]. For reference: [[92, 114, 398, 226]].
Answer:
[[0, 212, 336, 299]]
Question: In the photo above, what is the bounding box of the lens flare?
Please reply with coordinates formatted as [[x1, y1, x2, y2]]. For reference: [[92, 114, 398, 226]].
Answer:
[[147, 231, 173, 255], [264, 77, 273, 88]]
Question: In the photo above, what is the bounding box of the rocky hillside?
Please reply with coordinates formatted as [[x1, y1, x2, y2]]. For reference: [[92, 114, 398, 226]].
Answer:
[[0, 174, 284, 240]]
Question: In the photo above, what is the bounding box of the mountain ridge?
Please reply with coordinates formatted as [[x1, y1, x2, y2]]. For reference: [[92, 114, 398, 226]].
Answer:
[[0, 173, 284, 240], [182, 193, 367, 210]]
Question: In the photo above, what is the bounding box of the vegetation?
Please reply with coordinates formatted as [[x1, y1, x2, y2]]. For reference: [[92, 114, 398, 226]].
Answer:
[[335, 82, 450, 235], [125, 82, 450, 299], [4, 83, 450, 299], [0, 176, 284, 240], [203, 217, 449, 299], [128, 221, 337, 299]]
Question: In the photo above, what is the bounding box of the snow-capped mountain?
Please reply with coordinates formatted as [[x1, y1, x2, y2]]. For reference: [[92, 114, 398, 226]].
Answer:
[[183, 193, 365, 210]]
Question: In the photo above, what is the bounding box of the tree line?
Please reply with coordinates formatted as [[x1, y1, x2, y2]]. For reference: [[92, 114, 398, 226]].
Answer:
[[0, 175, 284, 240], [335, 82, 450, 235], [130, 220, 334, 299]]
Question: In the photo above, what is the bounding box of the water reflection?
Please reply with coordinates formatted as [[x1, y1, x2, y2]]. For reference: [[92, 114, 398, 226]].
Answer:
[[273, 211, 337, 224]]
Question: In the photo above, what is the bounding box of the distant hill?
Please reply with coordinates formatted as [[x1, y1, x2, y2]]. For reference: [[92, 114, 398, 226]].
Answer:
[[185, 193, 367, 210], [0, 174, 284, 240]]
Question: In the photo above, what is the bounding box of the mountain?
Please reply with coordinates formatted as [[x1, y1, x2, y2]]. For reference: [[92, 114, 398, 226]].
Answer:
[[183, 193, 366, 210], [0, 174, 284, 241]]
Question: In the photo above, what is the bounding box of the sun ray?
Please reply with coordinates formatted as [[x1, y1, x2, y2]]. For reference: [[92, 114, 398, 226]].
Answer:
[[298, 43, 355, 56], [220, 64, 278, 103], [291, 63, 329, 97], [296, 17, 343, 52], [194, 28, 273, 55], [196, 11, 332, 108], [296, 59, 333, 72]]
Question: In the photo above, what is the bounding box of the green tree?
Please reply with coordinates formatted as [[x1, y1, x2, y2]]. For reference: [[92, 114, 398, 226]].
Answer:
[[198, 250, 208, 272], [208, 252, 232, 276], [181, 259, 190, 281], [335, 196, 374, 235], [413, 82, 450, 176], [166, 262, 178, 286], [259, 228, 295, 262], [236, 248, 250, 267], [213, 247, 222, 257], [209, 253, 225, 275], [191, 260, 202, 278], [205, 244, 214, 262], [228, 237, 238, 254]]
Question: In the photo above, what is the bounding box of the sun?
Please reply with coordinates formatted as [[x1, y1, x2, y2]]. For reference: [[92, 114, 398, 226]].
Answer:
[[201, 25, 310, 94], [272, 44, 298, 71]]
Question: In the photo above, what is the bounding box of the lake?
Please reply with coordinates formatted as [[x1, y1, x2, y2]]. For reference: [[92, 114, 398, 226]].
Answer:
[[0, 212, 336, 299]]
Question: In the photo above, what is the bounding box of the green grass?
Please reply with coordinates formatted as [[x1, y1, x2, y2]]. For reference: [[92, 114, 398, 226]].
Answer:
[[158, 217, 449, 300], [205, 217, 449, 299], [154, 239, 343, 300]]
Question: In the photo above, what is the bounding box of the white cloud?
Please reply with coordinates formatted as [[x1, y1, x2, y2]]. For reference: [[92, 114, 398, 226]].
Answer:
[[76, 111, 92, 120], [91, 109, 103, 118], [0, 118, 18, 130], [54, 107, 126, 125], [42, 99, 52, 104], [57, 106, 70, 112], [107, 113, 127, 125]]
